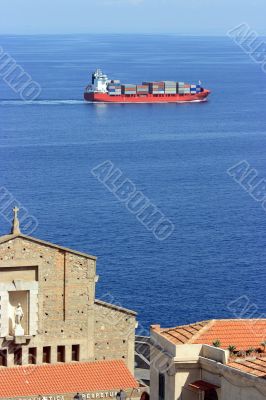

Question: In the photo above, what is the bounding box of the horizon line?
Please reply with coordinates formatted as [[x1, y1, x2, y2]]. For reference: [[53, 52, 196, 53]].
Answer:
[[0, 32, 241, 37]]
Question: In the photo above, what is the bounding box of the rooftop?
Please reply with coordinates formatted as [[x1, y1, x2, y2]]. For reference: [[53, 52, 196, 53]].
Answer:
[[228, 358, 266, 379], [152, 319, 266, 351], [0, 360, 138, 398]]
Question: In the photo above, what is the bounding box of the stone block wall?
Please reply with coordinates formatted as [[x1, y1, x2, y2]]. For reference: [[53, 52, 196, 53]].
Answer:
[[0, 235, 137, 372], [94, 300, 136, 373]]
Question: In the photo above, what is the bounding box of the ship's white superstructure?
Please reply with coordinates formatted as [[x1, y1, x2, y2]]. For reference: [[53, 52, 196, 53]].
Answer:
[[88, 69, 110, 93]]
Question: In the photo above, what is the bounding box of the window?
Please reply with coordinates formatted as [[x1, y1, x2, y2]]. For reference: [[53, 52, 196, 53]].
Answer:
[[158, 373, 165, 400], [72, 345, 80, 361], [43, 346, 51, 363], [204, 389, 218, 400], [14, 347, 22, 365], [0, 350, 7, 367], [57, 346, 65, 362], [28, 348, 37, 364]]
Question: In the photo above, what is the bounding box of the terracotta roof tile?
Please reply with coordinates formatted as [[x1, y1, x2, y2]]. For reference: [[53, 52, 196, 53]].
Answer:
[[0, 360, 138, 398], [159, 320, 210, 345], [228, 358, 266, 378], [156, 319, 266, 351], [193, 320, 266, 350]]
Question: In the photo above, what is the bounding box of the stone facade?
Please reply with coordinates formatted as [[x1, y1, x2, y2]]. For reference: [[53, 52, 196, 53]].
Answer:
[[0, 232, 136, 372], [94, 300, 136, 369]]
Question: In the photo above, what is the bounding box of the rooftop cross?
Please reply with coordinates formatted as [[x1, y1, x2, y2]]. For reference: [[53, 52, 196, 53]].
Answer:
[[12, 206, 20, 235]]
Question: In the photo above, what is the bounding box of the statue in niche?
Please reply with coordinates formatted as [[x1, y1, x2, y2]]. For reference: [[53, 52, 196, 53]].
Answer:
[[15, 303, 24, 324], [14, 303, 24, 336]]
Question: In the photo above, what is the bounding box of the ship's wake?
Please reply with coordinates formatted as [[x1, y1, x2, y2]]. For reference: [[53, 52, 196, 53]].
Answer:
[[0, 100, 85, 106], [0, 98, 207, 106]]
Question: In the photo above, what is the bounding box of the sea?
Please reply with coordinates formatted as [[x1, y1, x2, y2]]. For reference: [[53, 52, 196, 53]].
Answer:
[[0, 34, 266, 332]]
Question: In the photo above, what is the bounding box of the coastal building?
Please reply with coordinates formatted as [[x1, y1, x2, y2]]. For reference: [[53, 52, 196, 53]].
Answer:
[[150, 319, 266, 400], [0, 208, 141, 399]]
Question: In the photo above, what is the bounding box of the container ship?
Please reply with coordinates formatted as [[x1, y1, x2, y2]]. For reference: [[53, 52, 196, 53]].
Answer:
[[84, 69, 210, 103]]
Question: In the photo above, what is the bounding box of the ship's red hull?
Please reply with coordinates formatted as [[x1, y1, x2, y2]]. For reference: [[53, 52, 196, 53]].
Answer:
[[84, 90, 210, 103]]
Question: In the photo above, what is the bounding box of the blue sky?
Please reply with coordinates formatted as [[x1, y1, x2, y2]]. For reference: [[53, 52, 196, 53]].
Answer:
[[1, 0, 265, 35]]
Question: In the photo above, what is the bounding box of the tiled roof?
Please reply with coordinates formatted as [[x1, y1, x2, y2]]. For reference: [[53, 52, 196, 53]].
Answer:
[[228, 358, 266, 379], [154, 321, 211, 345], [0, 360, 138, 398], [153, 319, 266, 350]]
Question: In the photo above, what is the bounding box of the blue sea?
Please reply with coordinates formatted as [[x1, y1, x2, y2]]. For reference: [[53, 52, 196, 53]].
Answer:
[[0, 35, 266, 332]]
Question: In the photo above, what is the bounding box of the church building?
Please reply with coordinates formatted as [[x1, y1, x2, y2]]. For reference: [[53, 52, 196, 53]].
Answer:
[[0, 208, 142, 399]]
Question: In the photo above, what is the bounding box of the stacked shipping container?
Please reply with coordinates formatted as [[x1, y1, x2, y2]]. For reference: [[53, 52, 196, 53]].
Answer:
[[164, 81, 177, 95], [143, 82, 165, 94], [177, 83, 190, 95], [121, 84, 137, 95], [190, 84, 197, 95], [107, 83, 121, 96], [196, 84, 202, 93], [136, 85, 149, 94], [107, 80, 202, 96]]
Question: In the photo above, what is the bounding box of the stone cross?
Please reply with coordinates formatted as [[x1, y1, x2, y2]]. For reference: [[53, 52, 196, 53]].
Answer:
[[12, 206, 21, 235]]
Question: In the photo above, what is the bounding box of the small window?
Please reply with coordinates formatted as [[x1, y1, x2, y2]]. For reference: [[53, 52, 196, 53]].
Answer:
[[57, 346, 65, 362], [158, 373, 165, 400], [28, 348, 37, 364], [72, 345, 80, 361], [14, 347, 22, 366], [0, 350, 7, 367], [43, 346, 51, 363]]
